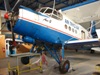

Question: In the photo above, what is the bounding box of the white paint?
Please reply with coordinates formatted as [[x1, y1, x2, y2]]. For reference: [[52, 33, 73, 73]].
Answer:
[[91, 47, 100, 51], [63, 1, 100, 23], [19, 8, 90, 40], [96, 29, 100, 38]]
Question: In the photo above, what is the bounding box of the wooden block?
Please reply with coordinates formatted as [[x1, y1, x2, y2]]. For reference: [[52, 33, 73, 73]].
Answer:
[[0, 68, 8, 75], [95, 64, 100, 72], [17, 44, 32, 53], [92, 72, 100, 75], [0, 35, 5, 58]]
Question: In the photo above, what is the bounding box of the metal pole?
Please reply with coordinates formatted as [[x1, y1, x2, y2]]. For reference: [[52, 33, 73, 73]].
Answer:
[[0, 10, 1, 34]]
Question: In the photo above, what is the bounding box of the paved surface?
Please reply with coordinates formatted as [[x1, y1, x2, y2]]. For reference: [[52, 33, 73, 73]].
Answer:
[[0, 50, 100, 75]]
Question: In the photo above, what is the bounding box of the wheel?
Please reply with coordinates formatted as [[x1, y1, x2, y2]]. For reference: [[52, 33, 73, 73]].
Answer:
[[14, 70, 18, 75], [12, 70, 16, 75], [39, 66, 43, 73], [12, 70, 18, 75], [40, 70, 43, 73], [8, 71, 13, 75], [90, 50, 95, 54], [8, 70, 18, 75], [59, 60, 70, 74], [92, 72, 100, 75], [75, 49, 78, 52], [21, 56, 29, 65], [8, 71, 11, 75]]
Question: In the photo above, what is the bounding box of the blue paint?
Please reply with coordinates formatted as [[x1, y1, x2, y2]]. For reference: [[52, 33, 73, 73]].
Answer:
[[6, 21, 11, 31], [90, 21, 97, 38], [91, 21, 96, 33], [61, 0, 98, 11], [44, 44, 60, 64], [13, 19, 78, 44], [52, 48, 60, 63], [22, 36, 35, 44], [30, 45, 34, 53], [65, 64, 69, 70], [61, 44, 64, 59]]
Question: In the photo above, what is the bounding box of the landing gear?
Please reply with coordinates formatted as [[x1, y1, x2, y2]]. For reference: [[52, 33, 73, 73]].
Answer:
[[75, 49, 78, 52], [21, 57, 29, 65], [8, 70, 18, 75], [44, 43, 70, 74], [59, 60, 70, 74], [90, 50, 95, 54]]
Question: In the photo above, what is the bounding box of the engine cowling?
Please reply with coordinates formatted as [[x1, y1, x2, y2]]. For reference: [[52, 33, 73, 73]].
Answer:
[[22, 36, 35, 44]]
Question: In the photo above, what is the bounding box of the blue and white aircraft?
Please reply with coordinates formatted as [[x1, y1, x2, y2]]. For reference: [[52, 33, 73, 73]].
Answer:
[[4, 0, 100, 74]]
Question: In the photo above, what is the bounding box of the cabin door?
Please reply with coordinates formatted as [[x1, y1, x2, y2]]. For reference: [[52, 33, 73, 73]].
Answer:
[[81, 30, 85, 39]]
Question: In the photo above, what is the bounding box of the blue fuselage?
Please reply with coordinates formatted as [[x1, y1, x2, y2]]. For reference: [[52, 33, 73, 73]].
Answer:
[[8, 6, 79, 44], [12, 19, 77, 44]]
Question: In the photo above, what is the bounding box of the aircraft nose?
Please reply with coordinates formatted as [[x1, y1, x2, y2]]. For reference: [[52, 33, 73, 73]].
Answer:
[[4, 12, 9, 19]]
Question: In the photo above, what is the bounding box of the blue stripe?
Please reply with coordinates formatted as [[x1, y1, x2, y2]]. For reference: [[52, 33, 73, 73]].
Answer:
[[61, 0, 98, 11], [13, 19, 78, 44]]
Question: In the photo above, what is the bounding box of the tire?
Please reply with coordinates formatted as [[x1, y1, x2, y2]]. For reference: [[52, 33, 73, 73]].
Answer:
[[59, 60, 70, 74], [21, 57, 29, 65], [90, 50, 95, 54]]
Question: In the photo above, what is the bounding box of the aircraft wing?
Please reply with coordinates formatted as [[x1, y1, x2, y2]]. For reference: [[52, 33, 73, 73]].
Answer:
[[65, 38, 100, 49], [61, 0, 100, 23]]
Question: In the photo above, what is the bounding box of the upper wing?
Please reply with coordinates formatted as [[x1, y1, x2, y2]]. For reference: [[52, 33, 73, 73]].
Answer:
[[65, 38, 100, 49], [61, 0, 100, 23]]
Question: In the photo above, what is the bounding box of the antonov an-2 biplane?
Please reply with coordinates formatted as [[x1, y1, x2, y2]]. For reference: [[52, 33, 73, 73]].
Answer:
[[3, 0, 100, 74]]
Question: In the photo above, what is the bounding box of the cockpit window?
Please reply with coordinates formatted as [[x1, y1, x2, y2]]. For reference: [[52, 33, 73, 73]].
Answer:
[[45, 9, 52, 13], [39, 7, 63, 20], [53, 11, 57, 15], [51, 10, 63, 20], [40, 9, 46, 13]]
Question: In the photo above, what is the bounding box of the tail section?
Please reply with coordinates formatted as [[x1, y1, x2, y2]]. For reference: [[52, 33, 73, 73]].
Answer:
[[96, 29, 100, 38], [90, 20, 97, 38]]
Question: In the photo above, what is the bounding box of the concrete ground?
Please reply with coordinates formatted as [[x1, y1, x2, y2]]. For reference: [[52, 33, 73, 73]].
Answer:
[[0, 50, 100, 75]]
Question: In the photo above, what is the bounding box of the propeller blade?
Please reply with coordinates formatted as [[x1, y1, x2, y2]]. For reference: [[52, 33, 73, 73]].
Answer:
[[12, 31, 15, 41], [4, 0, 18, 46], [4, 0, 11, 12], [10, 22, 17, 46], [12, 0, 23, 12], [12, 31, 17, 46]]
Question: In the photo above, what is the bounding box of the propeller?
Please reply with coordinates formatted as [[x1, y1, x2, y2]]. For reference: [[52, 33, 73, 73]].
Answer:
[[12, 0, 23, 12], [4, 0, 23, 46]]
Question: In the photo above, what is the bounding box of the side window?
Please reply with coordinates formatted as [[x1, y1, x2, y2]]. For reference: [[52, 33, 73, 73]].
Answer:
[[72, 28, 74, 32], [65, 24, 67, 29], [45, 9, 52, 16], [40, 9, 46, 13], [69, 26, 71, 31], [75, 30, 77, 34]]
